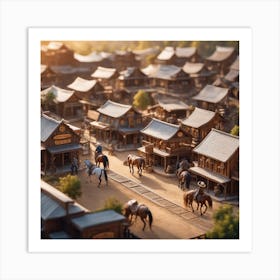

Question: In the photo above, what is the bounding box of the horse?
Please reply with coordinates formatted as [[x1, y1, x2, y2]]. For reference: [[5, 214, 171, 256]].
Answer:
[[123, 201, 153, 231], [95, 154, 109, 169], [183, 190, 213, 215], [84, 159, 108, 188], [176, 159, 190, 170], [176, 169, 192, 190], [127, 154, 145, 176]]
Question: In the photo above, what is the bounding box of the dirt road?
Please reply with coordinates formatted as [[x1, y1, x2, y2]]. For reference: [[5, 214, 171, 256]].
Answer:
[[75, 147, 225, 239]]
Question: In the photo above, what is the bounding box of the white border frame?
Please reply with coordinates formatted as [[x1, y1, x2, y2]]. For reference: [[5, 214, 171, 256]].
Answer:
[[28, 27, 252, 253]]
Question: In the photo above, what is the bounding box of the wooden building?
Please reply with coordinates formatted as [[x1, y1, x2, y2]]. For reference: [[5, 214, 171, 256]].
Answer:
[[110, 88, 132, 105], [90, 100, 143, 150], [155, 46, 197, 66], [67, 77, 107, 113], [147, 96, 189, 124], [174, 47, 199, 66], [142, 64, 190, 92], [117, 67, 148, 89], [132, 47, 160, 67], [41, 85, 83, 121], [41, 41, 75, 66], [74, 51, 114, 70], [41, 65, 57, 90], [41, 114, 82, 174], [180, 107, 223, 147], [205, 46, 237, 75], [49, 65, 91, 88], [223, 56, 239, 99], [73, 51, 103, 72], [113, 50, 139, 71], [91, 66, 119, 88], [182, 62, 216, 90], [41, 181, 127, 239], [189, 128, 239, 198], [192, 84, 229, 113], [71, 210, 127, 239], [138, 118, 192, 174], [41, 180, 87, 238]]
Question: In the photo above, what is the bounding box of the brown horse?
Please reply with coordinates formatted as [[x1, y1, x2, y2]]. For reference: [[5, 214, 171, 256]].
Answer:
[[95, 153, 109, 169], [176, 169, 192, 190], [123, 201, 153, 231], [183, 190, 213, 215], [127, 154, 145, 176]]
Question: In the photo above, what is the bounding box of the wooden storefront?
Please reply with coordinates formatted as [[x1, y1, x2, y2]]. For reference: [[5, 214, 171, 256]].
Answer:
[[189, 128, 239, 198], [138, 118, 192, 174], [67, 77, 107, 114], [192, 84, 229, 113], [205, 46, 237, 76], [41, 85, 83, 121], [71, 210, 127, 239], [147, 96, 189, 124], [181, 107, 223, 148], [90, 100, 143, 150], [117, 67, 148, 89], [142, 64, 191, 92], [41, 114, 82, 174]]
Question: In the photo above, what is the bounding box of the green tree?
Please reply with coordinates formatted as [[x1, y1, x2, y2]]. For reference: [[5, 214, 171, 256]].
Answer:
[[206, 205, 239, 239], [58, 174, 81, 199], [133, 90, 152, 110], [230, 125, 239, 136], [41, 91, 55, 110], [97, 197, 123, 214]]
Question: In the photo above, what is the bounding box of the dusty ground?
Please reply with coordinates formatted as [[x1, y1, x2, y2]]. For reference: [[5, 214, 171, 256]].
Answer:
[[71, 143, 232, 239]]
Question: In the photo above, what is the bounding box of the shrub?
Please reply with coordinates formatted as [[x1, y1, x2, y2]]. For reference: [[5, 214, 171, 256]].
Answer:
[[206, 205, 239, 239], [97, 197, 123, 214], [58, 174, 81, 199], [230, 125, 239, 136], [133, 90, 152, 110]]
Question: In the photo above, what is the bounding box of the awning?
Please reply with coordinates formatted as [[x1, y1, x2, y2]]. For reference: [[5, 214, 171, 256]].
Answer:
[[90, 121, 110, 130], [137, 146, 172, 157], [189, 166, 230, 184], [47, 143, 82, 154]]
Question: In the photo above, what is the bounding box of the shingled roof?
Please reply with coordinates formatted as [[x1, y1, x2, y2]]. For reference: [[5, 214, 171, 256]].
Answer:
[[157, 46, 196, 61], [157, 47, 175, 61], [47, 41, 64, 51], [67, 77, 98, 92], [141, 64, 183, 80], [192, 84, 228, 104], [41, 85, 75, 103], [97, 100, 132, 118], [74, 51, 103, 63], [181, 107, 216, 128], [91, 66, 117, 79], [183, 62, 205, 74], [158, 98, 189, 112], [193, 128, 239, 162], [175, 47, 196, 58], [41, 180, 87, 221], [41, 114, 61, 142], [118, 67, 146, 80], [141, 118, 180, 140], [206, 46, 235, 62]]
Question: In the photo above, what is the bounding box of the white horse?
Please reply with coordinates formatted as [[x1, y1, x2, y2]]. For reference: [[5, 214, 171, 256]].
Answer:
[[84, 159, 108, 188]]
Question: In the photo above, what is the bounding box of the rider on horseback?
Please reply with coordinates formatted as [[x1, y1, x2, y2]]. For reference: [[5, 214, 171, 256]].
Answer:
[[194, 181, 207, 202], [127, 199, 139, 215], [95, 144, 102, 154]]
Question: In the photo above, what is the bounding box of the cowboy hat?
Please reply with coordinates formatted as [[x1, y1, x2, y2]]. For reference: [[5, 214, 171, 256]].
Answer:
[[197, 181, 206, 188]]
